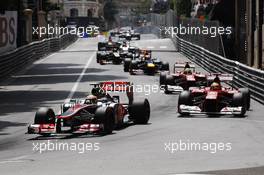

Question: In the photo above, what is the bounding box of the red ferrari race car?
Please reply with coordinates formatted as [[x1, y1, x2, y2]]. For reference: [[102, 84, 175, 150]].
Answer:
[[28, 82, 150, 136], [177, 74, 251, 117], [160, 62, 207, 94]]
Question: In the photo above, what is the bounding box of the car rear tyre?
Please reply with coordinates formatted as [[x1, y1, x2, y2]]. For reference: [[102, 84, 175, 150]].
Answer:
[[160, 72, 167, 86], [164, 75, 174, 94], [96, 53, 100, 63], [161, 62, 170, 71], [129, 62, 137, 75], [124, 58, 131, 72], [113, 59, 122, 65], [56, 119, 62, 133]]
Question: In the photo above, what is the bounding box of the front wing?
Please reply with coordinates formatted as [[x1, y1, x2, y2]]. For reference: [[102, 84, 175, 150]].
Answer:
[[28, 123, 103, 135], [179, 105, 244, 115]]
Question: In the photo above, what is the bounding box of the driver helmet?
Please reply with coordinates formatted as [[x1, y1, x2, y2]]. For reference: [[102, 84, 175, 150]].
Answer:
[[184, 63, 191, 69], [85, 95, 98, 104], [210, 82, 221, 90], [183, 68, 192, 74]]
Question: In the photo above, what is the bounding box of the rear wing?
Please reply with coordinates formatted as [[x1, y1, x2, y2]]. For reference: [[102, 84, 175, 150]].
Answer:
[[207, 73, 233, 82], [174, 62, 195, 72], [174, 62, 195, 68]]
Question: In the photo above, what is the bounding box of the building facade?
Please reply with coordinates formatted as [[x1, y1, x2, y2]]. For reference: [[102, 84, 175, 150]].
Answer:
[[62, 0, 103, 18], [235, 0, 263, 69]]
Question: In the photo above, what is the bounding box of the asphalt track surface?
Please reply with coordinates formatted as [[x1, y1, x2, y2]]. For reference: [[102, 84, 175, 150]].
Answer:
[[0, 34, 264, 175]]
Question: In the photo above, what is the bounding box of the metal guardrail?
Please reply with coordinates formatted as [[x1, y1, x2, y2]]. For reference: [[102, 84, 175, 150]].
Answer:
[[0, 34, 77, 80]]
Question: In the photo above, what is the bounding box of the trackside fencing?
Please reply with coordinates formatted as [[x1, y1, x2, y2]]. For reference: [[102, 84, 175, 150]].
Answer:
[[0, 34, 77, 80]]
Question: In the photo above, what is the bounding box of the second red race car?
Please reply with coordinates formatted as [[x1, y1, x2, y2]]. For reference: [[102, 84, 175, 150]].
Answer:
[[177, 74, 251, 117], [160, 62, 207, 94]]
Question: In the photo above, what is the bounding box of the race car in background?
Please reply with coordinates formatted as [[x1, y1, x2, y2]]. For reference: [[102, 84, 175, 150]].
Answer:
[[120, 46, 141, 62], [160, 62, 207, 94], [97, 37, 124, 64], [178, 74, 251, 117], [97, 37, 121, 51], [119, 30, 141, 41], [123, 49, 169, 75], [28, 82, 151, 136], [97, 48, 122, 65], [110, 29, 140, 41]]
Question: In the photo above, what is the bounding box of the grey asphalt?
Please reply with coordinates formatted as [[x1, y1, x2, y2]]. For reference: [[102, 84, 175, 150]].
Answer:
[[0, 34, 264, 175]]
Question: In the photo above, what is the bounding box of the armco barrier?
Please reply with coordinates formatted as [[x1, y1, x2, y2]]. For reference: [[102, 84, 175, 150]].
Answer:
[[0, 34, 77, 80]]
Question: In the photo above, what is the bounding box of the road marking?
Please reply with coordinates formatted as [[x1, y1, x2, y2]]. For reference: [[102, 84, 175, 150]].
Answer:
[[64, 52, 95, 103], [0, 155, 31, 164], [160, 46, 167, 49]]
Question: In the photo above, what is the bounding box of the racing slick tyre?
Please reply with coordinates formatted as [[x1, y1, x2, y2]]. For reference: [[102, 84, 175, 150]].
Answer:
[[34, 107, 56, 124], [95, 107, 115, 134], [129, 61, 137, 75], [96, 53, 100, 63], [178, 91, 192, 116], [129, 99, 150, 124], [232, 93, 247, 118], [124, 58, 131, 72], [145, 68, 156, 76], [161, 62, 170, 71], [113, 58, 122, 65], [56, 119, 62, 133], [160, 72, 167, 86], [34, 108, 56, 136], [239, 88, 251, 110], [164, 75, 174, 94], [99, 59, 104, 65]]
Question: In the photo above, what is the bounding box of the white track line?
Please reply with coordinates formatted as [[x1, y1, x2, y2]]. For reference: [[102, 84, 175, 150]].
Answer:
[[64, 52, 95, 103]]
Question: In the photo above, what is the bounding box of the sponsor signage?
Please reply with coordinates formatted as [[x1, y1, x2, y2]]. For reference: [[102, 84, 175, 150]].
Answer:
[[0, 11, 17, 54]]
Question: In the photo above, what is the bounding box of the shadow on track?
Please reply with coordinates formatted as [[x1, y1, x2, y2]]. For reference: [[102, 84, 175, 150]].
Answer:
[[0, 120, 27, 135]]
